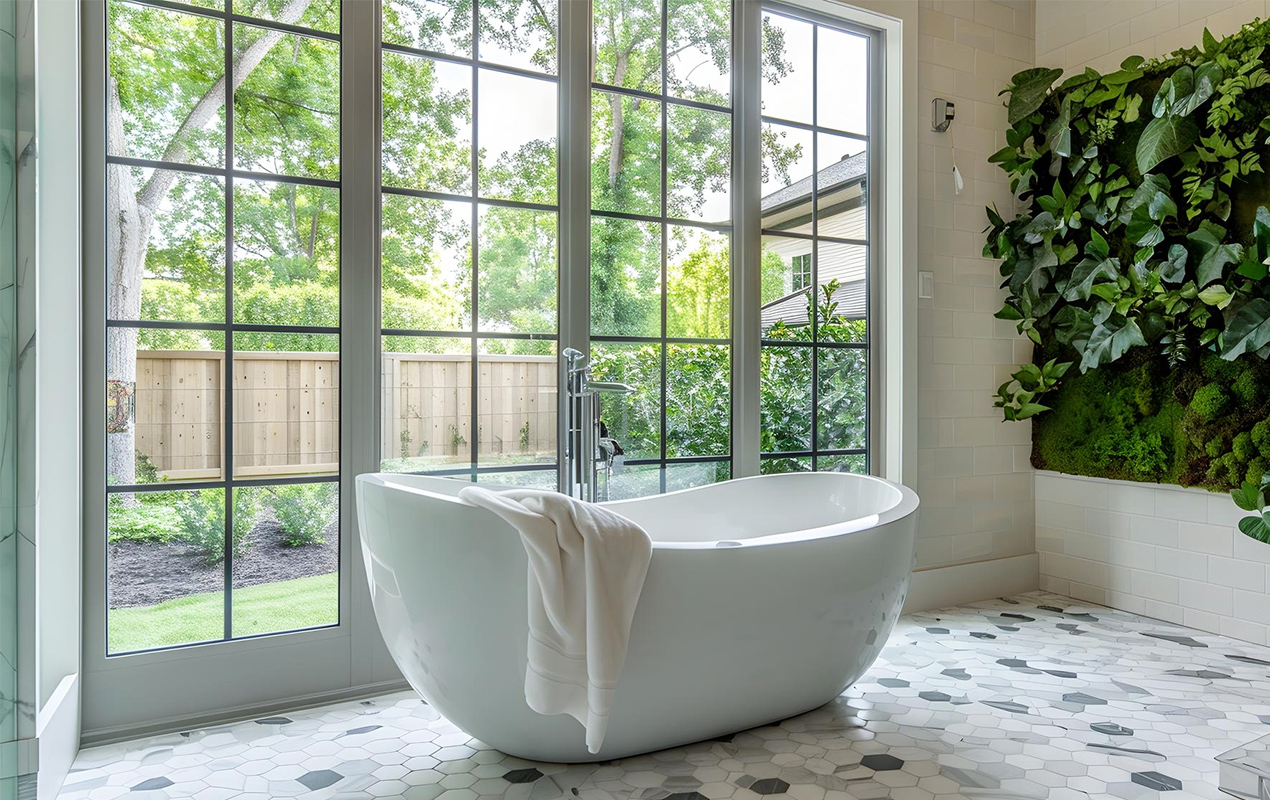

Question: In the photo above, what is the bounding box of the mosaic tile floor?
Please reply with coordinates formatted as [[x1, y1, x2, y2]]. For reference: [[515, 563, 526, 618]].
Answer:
[[58, 593, 1270, 800]]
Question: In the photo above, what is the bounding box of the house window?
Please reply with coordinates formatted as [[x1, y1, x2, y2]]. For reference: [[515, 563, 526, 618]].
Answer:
[[758, 4, 873, 474], [791, 253, 812, 292]]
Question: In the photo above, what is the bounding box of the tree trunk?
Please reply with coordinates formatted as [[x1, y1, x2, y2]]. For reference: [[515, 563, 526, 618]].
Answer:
[[607, 51, 628, 190], [104, 0, 313, 488]]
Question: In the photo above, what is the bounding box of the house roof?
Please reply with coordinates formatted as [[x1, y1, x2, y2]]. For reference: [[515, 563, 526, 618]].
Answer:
[[760, 151, 868, 216]]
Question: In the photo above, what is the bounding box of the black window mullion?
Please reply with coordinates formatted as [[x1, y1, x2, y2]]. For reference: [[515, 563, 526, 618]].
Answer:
[[469, 0, 480, 484], [223, 1, 235, 643], [658, 0, 669, 496]]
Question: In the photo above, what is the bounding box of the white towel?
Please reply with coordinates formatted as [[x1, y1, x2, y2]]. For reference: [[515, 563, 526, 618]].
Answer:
[[457, 486, 652, 754]]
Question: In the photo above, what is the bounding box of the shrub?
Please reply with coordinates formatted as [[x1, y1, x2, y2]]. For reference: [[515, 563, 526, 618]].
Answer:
[[269, 483, 337, 547], [1234, 432, 1258, 463], [1189, 383, 1229, 424], [1254, 420, 1270, 455], [175, 489, 262, 564], [107, 501, 182, 544], [1233, 370, 1267, 408]]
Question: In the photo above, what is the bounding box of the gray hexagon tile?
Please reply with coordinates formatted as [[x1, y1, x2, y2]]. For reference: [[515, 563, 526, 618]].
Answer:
[[57, 593, 1270, 800]]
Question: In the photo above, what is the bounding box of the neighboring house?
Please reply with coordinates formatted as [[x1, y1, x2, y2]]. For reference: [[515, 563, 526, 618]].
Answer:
[[760, 150, 867, 332]]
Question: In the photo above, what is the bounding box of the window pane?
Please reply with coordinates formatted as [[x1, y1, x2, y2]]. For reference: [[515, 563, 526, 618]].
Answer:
[[477, 339, 557, 469], [667, 460, 729, 492], [478, 70, 557, 204], [108, 167, 226, 325], [107, 488, 227, 653], [666, 343, 728, 458], [821, 453, 866, 474], [760, 122, 813, 234], [232, 24, 340, 181], [381, 195, 471, 333], [591, 91, 662, 217], [760, 11, 811, 124], [816, 132, 866, 220], [590, 342, 661, 461], [479, 0, 558, 74], [477, 205, 557, 335], [760, 456, 811, 474], [231, 333, 339, 480], [667, 225, 729, 339], [590, 216, 661, 338], [233, 180, 339, 328], [382, 53, 473, 195], [383, 0, 473, 57], [666, 0, 729, 106], [231, 483, 339, 637], [381, 337, 472, 472], [236, 0, 340, 35], [759, 235, 812, 336], [477, 469, 557, 489], [761, 345, 811, 452], [603, 462, 662, 501], [817, 26, 868, 136], [817, 348, 867, 451], [816, 241, 867, 343], [667, 104, 730, 224], [592, 0, 660, 92], [110, 334, 224, 487], [107, 1, 225, 167]]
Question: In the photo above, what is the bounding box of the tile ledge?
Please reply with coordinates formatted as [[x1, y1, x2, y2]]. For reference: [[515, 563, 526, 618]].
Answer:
[[1035, 469, 1228, 498]]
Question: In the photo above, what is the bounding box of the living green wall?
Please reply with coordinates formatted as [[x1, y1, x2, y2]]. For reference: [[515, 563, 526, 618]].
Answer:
[[986, 19, 1270, 492]]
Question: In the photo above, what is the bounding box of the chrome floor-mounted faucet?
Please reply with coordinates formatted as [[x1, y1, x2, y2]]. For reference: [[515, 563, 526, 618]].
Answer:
[[562, 348, 634, 502]]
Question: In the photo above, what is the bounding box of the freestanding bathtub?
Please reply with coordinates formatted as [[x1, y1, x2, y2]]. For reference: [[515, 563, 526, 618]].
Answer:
[[356, 471, 919, 763]]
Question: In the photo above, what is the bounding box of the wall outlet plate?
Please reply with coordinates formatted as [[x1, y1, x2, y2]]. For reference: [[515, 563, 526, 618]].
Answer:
[[918, 271, 935, 299]]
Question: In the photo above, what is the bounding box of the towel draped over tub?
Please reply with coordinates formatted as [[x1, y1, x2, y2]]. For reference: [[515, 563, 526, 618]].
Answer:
[[457, 486, 652, 754]]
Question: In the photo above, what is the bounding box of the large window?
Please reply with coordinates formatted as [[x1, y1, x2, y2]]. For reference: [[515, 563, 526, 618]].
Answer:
[[379, 0, 560, 489], [758, 5, 872, 475], [102, 0, 341, 653], [588, 0, 734, 499], [92, 0, 881, 659]]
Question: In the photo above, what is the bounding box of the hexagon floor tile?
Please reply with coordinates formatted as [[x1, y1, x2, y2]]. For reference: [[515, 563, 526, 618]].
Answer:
[[58, 593, 1270, 800]]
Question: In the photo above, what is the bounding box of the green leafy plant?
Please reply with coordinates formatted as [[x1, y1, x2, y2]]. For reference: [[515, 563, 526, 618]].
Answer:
[[269, 483, 337, 548], [1232, 475, 1270, 542], [175, 489, 263, 564], [988, 21, 1270, 427], [107, 500, 182, 544]]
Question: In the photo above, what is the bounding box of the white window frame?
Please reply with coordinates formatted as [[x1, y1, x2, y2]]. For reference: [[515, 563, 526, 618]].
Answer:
[[79, 0, 910, 740]]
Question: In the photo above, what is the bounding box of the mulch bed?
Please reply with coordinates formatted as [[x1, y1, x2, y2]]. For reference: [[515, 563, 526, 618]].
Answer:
[[108, 516, 338, 609]]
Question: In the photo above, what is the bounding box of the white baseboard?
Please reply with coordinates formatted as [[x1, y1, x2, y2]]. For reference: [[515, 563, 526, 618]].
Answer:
[[37, 674, 80, 800], [903, 553, 1040, 614], [81, 678, 411, 748]]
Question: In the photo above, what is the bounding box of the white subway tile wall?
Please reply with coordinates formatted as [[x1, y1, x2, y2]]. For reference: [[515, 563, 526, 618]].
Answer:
[[1032, 0, 1270, 645], [1037, 472, 1270, 646], [915, 0, 1037, 571], [1036, 0, 1270, 73]]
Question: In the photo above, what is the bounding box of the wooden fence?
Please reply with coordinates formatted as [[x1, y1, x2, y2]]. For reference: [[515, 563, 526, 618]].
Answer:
[[134, 350, 556, 481]]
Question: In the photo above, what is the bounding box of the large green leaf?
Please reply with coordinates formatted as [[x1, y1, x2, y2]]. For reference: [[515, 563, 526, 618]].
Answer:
[[1080, 316, 1147, 371], [1136, 115, 1200, 174], [1188, 221, 1243, 287], [1007, 67, 1064, 125], [1221, 297, 1270, 359], [1174, 61, 1222, 115], [1062, 257, 1119, 301], [1161, 244, 1188, 283], [1232, 481, 1265, 512], [1239, 512, 1270, 544]]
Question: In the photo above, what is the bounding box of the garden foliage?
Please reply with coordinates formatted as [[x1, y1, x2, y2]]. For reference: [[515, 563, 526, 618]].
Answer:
[[269, 483, 338, 547], [986, 20, 1270, 491]]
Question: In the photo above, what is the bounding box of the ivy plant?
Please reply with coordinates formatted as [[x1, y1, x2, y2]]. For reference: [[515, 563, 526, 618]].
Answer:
[[986, 20, 1270, 421]]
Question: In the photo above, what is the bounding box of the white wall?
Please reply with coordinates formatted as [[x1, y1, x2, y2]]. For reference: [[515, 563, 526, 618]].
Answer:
[[1037, 472, 1270, 645], [1036, 0, 1270, 72], [1032, 0, 1270, 646], [914, 0, 1038, 572]]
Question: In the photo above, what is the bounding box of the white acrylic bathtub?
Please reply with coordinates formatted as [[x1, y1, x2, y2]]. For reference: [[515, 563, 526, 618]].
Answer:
[[355, 471, 920, 763]]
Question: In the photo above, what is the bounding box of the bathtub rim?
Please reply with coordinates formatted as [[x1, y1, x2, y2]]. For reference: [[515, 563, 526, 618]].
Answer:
[[357, 471, 919, 551]]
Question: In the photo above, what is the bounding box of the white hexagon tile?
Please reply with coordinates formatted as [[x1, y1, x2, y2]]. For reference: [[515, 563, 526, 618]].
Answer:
[[57, 593, 1270, 800]]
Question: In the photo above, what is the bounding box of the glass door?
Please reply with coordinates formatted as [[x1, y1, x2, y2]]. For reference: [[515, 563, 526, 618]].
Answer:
[[379, 0, 561, 489]]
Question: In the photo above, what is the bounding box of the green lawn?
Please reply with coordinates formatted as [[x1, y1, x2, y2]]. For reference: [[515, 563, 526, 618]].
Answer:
[[109, 573, 339, 653]]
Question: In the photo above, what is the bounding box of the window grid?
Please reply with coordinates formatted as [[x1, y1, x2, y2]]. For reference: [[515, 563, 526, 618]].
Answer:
[[102, 0, 343, 653], [590, 0, 734, 496], [759, 5, 871, 475], [378, 1, 561, 485]]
